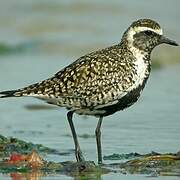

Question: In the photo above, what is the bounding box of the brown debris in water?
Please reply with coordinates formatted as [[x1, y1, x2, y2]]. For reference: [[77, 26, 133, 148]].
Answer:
[[4, 151, 44, 169]]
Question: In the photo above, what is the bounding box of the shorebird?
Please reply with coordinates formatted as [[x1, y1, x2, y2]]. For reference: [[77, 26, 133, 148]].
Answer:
[[0, 19, 178, 164]]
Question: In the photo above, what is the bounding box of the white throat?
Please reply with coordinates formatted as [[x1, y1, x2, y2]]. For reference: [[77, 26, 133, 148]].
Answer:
[[121, 49, 149, 101], [126, 26, 152, 81]]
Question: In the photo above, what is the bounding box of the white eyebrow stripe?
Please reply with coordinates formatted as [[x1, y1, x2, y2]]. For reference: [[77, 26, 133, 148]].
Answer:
[[126, 26, 163, 48], [134, 26, 163, 35]]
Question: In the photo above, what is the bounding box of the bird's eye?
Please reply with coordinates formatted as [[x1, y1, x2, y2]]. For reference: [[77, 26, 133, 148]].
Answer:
[[144, 30, 153, 36]]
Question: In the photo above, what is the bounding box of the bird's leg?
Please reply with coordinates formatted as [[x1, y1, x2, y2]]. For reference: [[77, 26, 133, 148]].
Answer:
[[67, 111, 85, 162], [95, 116, 103, 164]]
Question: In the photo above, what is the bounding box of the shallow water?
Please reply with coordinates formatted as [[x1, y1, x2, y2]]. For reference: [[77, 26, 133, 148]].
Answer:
[[0, 0, 180, 179]]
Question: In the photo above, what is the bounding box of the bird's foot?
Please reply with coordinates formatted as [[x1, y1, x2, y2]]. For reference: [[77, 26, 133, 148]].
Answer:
[[76, 149, 85, 162]]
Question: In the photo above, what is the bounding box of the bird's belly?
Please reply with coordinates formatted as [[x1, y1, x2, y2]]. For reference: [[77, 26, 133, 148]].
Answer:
[[97, 85, 143, 116], [75, 82, 145, 117]]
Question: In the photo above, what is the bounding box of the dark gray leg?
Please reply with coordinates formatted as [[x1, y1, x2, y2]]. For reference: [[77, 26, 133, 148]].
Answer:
[[95, 116, 103, 164], [67, 111, 85, 162]]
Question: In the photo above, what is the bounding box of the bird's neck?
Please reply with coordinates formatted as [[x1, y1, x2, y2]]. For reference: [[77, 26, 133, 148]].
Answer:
[[120, 32, 152, 62], [120, 39, 151, 64], [130, 45, 151, 64]]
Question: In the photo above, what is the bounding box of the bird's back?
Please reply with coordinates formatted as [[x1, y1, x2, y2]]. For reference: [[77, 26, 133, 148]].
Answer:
[[9, 43, 150, 116]]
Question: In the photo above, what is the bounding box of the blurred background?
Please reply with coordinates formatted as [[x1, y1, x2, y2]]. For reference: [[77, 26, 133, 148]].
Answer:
[[0, 0, 180, 179], [0, 0, 180, 65]]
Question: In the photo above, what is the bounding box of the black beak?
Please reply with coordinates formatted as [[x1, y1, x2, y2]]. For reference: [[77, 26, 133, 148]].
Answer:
[[160, 36, 179, 46]]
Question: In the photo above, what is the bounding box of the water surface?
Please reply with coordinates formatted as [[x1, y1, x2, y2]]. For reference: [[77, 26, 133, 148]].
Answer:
[[0, 0, 180, 179]]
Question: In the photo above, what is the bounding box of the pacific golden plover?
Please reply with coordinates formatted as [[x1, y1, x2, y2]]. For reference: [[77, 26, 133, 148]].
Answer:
[[0, 19, 178, 164]]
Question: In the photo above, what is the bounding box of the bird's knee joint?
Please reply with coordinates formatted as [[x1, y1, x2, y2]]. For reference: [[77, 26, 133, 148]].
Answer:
[[95, 129, 101, 136]]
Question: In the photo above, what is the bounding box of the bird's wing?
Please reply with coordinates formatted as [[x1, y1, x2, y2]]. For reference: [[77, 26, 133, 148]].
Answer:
[[13, 47, 134, 109]]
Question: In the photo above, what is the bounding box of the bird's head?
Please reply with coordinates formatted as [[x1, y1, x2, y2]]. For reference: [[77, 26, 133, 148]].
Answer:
[[123, 19, 178, 52]]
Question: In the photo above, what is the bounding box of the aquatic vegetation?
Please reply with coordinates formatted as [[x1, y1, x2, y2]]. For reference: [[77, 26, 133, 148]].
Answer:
[[0, 135, 179, 177], [115, 154, 180, 176], [104, 152, 141, 160], [0, 135, 70, 157]]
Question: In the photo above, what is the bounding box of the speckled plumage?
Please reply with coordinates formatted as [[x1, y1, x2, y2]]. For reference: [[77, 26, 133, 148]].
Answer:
[[11, 43, 149, 116], [0, 19, 178, 164]]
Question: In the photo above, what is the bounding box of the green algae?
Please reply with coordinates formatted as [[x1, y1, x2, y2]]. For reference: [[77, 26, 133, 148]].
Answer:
[[104, 152, 141, 161], [0, 135, 69, 158], [108, 153, 180, 176], [0, 134, 180, 177]]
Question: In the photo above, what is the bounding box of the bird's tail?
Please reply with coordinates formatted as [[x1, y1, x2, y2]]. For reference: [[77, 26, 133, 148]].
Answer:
[[0, 90, 19, 98]]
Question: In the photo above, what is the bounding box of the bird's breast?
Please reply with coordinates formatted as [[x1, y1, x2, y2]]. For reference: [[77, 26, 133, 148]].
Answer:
[[133, 56, 150, 86]]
